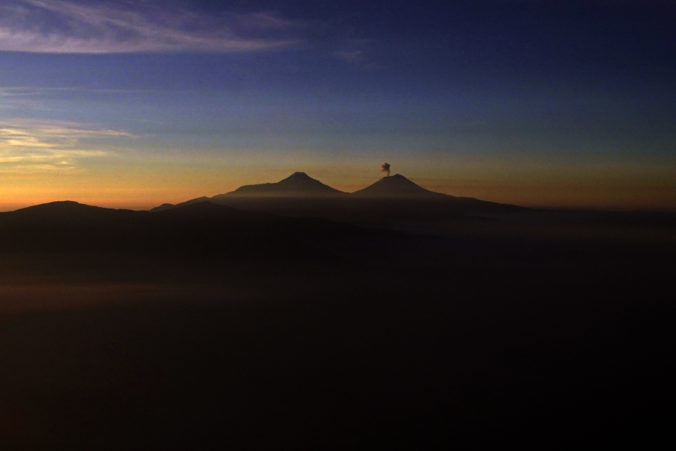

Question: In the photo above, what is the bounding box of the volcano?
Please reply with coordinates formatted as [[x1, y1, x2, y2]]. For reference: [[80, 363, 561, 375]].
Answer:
[[223, 172, 345, 198], [351, 174, 447, 198]]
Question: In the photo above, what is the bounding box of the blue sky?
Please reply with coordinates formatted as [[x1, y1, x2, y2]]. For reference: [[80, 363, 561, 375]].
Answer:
[[0, 0, 674, 209]]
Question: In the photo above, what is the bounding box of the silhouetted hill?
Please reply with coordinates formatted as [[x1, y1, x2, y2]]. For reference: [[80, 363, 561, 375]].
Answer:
[[0, 201, 147, 232], [1, 199, 674, 451], [0, 200, 408, 260], [151, 203, 175, 212], [6, 200, 137, 220], [150, 196, 211, 212], [153, 200, 255, 219], [223, 172, 345, 198], [352, 174, 447, 198]]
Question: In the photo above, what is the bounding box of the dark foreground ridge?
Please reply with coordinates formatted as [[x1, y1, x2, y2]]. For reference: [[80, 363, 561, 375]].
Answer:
[[0, 200, 407, 262], [1, 195, 674, 450]]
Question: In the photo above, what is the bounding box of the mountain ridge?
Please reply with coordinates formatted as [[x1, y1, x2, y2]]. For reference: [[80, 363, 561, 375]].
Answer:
[[225, 172, 346, 198], [352, 173, 448, 198], [0, 199, 407, 260], [149, 171, 522, 217]]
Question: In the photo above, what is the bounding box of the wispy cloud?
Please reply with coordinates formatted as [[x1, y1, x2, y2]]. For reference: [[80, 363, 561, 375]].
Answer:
[[333, 48, 379, 69], [0, 0, 300, 54], [332, 36, 378, 68], [334, 50, 365, 64], [0, 118, 133, 173]]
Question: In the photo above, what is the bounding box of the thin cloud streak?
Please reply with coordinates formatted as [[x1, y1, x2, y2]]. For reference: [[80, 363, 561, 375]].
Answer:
[[0, 118, 133, 173], [334, 50, 364, 64], [0, 0, 301, 54]]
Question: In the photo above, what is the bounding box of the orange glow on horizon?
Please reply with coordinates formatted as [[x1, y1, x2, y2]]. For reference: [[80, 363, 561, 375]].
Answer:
[[2, 156, 674, 212]]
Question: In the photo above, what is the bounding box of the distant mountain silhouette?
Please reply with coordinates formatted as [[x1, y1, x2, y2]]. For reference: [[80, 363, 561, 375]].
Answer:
[[151, 203, 175, 212], [148, 171, 525, 233], [0, 200, 404, 259], [352, 174, 447, 198], [224, 172, 345, 198], [150, 196, 211, 212], [4, 201, 141, 223]]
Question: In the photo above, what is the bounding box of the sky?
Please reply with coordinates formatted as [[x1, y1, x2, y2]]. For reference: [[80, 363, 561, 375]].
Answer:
[[0, 0, 674, 210]]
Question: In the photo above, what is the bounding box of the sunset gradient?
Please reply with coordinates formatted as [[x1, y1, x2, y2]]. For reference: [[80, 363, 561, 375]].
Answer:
[[1, 0, 674, 211]]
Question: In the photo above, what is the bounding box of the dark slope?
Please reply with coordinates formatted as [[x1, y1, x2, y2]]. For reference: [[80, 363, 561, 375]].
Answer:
[[223, 171, 345, 198], [0, 202, 137, 251], [2, 201, 675, 451], [211, 196, 521, 234], [150, 196, 210, 212], [149, 173, 523, 233], [0, 200, 408, 261], [352, 173, 447, 198], [154, 172, 346, 212], [4, 200, 141, 221], [0, 201, 152, 252], [2, 202, 674, 451], [351, 173, 521, 212], [207, 174, 522, 233], [151, 172, 523, 230], [150, 203, 175, 212]]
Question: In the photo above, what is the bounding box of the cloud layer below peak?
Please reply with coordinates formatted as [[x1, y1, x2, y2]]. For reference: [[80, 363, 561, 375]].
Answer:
[[0, 0, 300, 54]]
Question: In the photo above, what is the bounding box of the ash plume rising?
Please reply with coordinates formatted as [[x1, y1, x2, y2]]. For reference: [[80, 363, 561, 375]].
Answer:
[[380, 162, 391, 177]]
